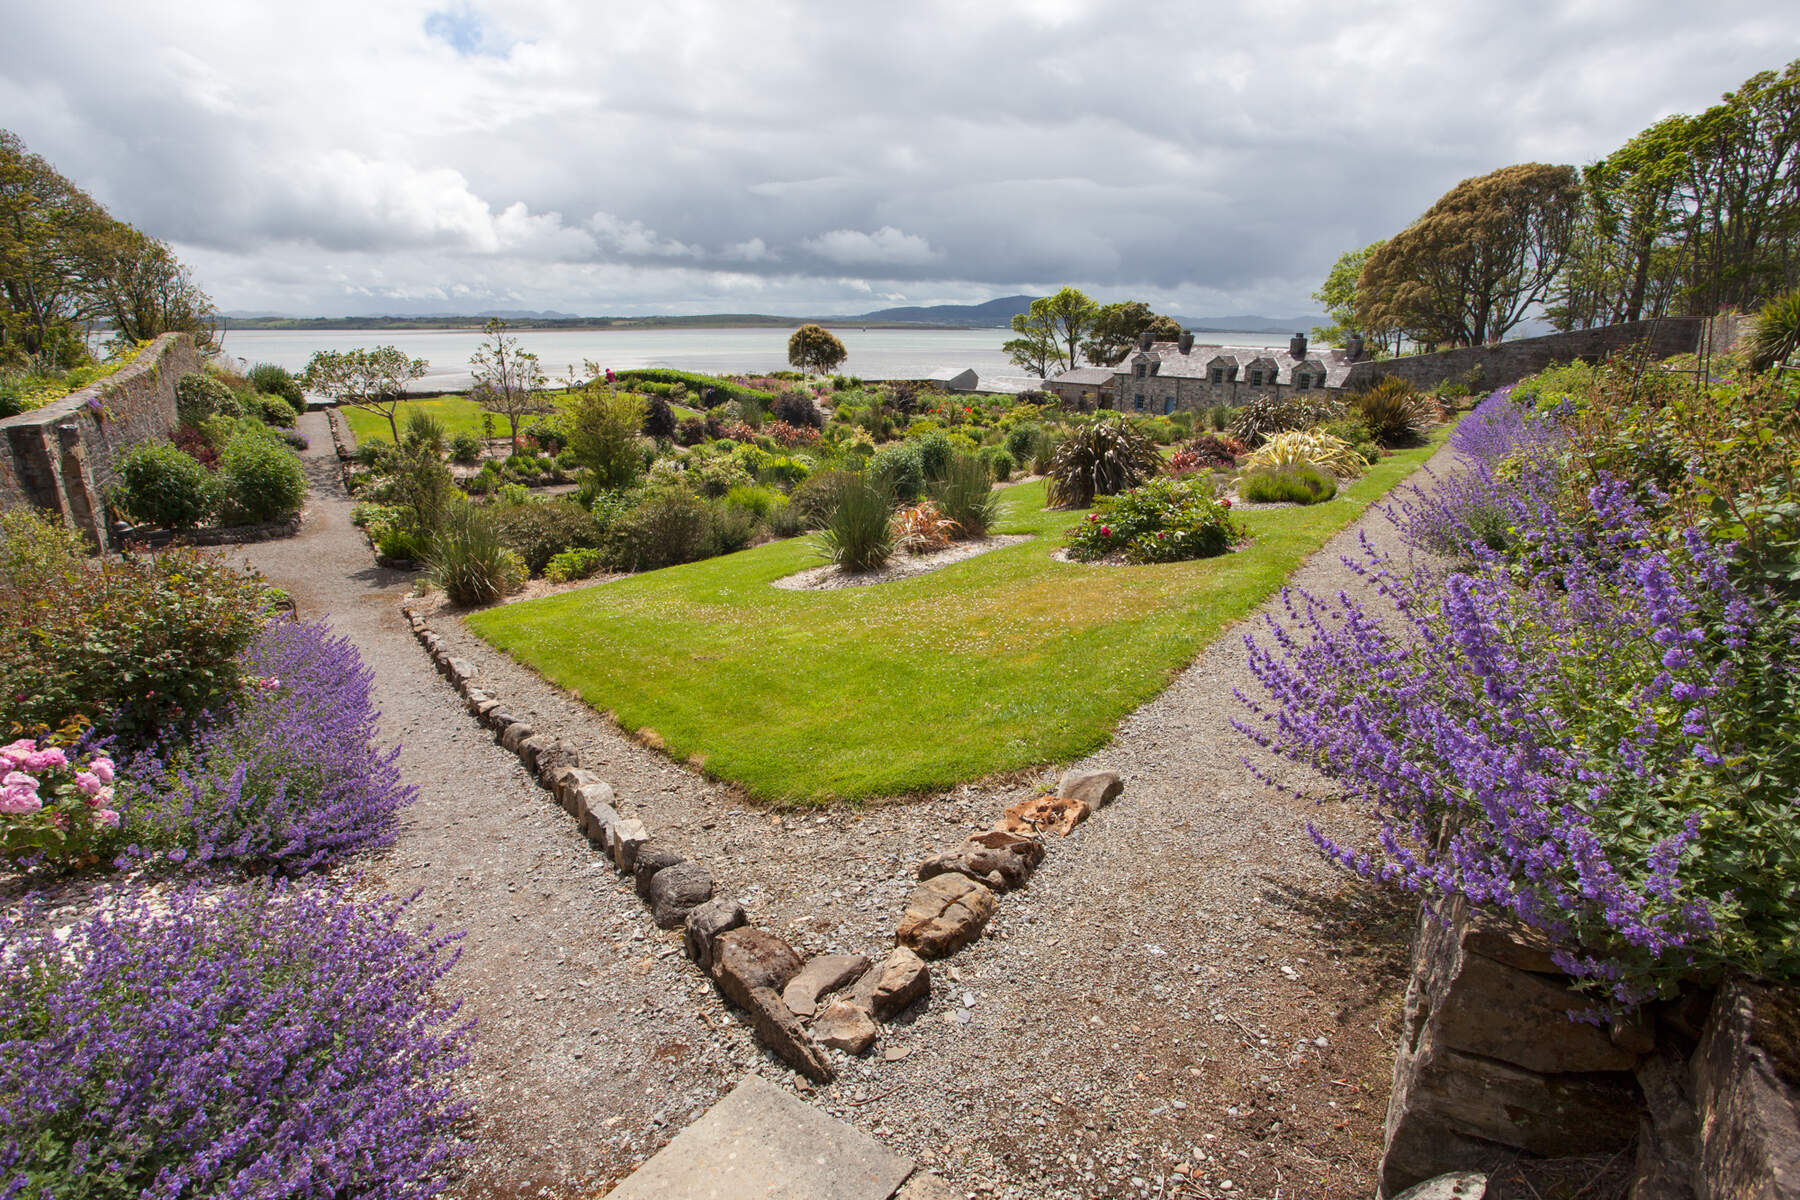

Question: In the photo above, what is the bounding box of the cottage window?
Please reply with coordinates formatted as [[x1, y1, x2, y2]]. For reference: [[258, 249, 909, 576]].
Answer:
[[1210, 368, 1224, 384], [1163, 398, 1174, 415], [1248, 370, 1263, 386], [1295, 373, 1309, 391], [1134, 393, 1145, 411], [1135, 363, 1147, 379]]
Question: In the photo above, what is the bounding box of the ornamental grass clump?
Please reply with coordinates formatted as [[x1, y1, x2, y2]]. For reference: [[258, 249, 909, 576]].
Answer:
[[1237, 429, 1369, 477], [813, 472, 894, 572], [1045, 417, 1162, 509], [1240, 370, 1800, 1009], [1064, 475, 1242, 564], [1238, 465, 1336, 505], [929, 453, 998, 538], [0, 878, 471, 1200], [1350, 376, 1436, 446], [122, 619, 415, 873], [427, 502, 525, 606]]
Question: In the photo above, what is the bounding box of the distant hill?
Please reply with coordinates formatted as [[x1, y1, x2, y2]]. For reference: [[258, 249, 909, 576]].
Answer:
[[1174, 314, 1331, 335], [851, 296, 1037, 326]]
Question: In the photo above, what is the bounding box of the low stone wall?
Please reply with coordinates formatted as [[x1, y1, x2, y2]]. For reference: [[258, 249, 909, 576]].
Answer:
[[1344, 318, 1706, 394], [1382, 900, 1800, 1200], [0, 333, 203, 548]]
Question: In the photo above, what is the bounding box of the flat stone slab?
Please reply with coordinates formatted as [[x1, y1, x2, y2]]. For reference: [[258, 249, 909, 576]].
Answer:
[[607, 1074, 914, 1200]]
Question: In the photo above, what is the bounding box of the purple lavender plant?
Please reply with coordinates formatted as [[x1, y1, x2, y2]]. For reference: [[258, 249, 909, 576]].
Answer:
[[1238, 391, 1800, 1006], [0, 878, 469, 1200], [123, 619, 415, 873]]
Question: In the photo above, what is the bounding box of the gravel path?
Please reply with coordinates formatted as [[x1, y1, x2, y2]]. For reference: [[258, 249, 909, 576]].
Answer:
[[230, 415, 1456, 1199]]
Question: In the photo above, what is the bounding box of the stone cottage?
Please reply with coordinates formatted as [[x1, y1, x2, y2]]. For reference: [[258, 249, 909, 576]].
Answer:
[[1048, 331, 1364, 415]]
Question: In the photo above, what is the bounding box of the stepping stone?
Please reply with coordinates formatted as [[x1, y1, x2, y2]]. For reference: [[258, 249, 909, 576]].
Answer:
[[607, 1074, 913, 1200]]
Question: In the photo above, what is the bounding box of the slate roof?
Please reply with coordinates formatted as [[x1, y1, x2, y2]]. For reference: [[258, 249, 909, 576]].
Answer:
[[1117, 342, 1356, 388], [1046, 366, 1116, 387]]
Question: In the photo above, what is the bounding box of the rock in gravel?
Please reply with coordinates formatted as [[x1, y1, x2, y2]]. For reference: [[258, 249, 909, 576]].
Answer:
[[534, 740, 580, 784], [582, 800, 620, 848], [1056, 768, 1122, 808], [918, 829, 1044, 892], [649, 861, 714, 929], [610, 819, 648, 871], [811, 1000, 878, 1055], [710, 928, 804, 1007], [574, 781, 617, 829], [684, 898, 746, 971], [499, 722, 534, 753], [446, 657, 476, 685], [997, 793, 1091, 837], [474, 698, 500, 721], [555, 768, 602, 814], [484, 708, 517, 732], [846, 947, 931, 1020], [632, 847, 684, 898], [782, 953, 871, 1017], [517, 735, 558, 774], [1391, 1174, 1487, 1200], [463, 689, 490, 714], [896, 873, 996, 959], [743, 985, 834, 1083]]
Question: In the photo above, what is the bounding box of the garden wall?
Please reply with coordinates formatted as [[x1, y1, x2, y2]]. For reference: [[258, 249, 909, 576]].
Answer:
[[1381, 900, 1800, 1199], [1343, 318, 1707, 393], [0, 332, 201, 549]]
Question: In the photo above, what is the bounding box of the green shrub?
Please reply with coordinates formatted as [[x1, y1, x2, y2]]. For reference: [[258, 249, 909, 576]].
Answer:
[[1321, 414, 1379, 463], [544, 546, 606, 583], [449, 431, 482, 464], [243, 392, 299, 427], [175, 373, 240, 426], [1228, 393, 1342, 447], [601, 484, 712, 572], [1064, 474, 1244, 564], [1351, 377, 1434, 446], [403, 409, 447, 454], [790, 469, 855, 529], [1004, 423, 1042, 463], [1031, 435, 1060, 476], [219, 432, 307, 524], [1238, 465, 1338, 505], [564, 386, 643, 490], [724, 484, 781, 520], [813, 473, 894, 572], [909, 429, 955, 480], [488, 497, 602, 576], [869, 442, 926, 503], [706, 500, 758, 556], [247, 363, 306, 410], [376, 526, 433, 560], [979, 446, 1016, 482], [1749, 286, 1800, 373], [756, 455, 812, 489], [427, 503, 523, 606], [931, 453, 998, 538], [0, 513, 270, 746], [387, 440, 457, 535], [1045, 417, 1162, 508], [111, 442, 217, 529], [766, 498, 807, 538]]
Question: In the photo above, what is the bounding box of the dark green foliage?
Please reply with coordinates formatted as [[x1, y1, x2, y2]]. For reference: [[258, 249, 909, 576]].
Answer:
[[931, 454, 998, 538], [427, 502, 523, 606], [488, 497, 602, 576], [911, 430, 954, 481], [1239, 465, 1338, 505], [1063, 474, 1243, 563], [772, 389, 824, 430], [642, 396, 677, 440], [1351, 376, 1434, 446], [766, 499, 807, 538], [1045, 417, 1162, 508], [175, 373, 240, 427], [600, 484, 712, 572], [388, 440, 456, 536], [1228, 392, 1343, 447], [0, 511, 269, 745], [869, 442, 926, 503], [244, 392, 299, 428], [705, 500, 758, 556], [219, 432, 306, 524], [675, 416, 707, 446], [449, 432, 482, 464], [814, 473, 894, 572], [111, 441, 217, 528], [979, 446, 1015, 482], [1208, 405, 1229, 432], [523, 416, 565, 454], [1004, 422, 1042, 462], [247, 362, 306, 410], [564, 386, 643, 491], [1749, 287, 1800, 373], [403, 409, 446, 454], [790, 469, 856, 529]]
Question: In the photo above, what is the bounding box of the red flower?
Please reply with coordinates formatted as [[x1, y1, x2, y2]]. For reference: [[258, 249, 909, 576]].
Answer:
[[1100, 526, 1112, 537], [1221, 498, 1232, 508]]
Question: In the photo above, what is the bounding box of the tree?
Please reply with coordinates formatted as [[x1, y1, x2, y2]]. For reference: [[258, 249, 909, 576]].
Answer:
[[1310, 241, 1383, 346], [1359, 163, 1581, 347], [1004, 287, 1098, 376], [469, 318, 551, 453], [787, 324, 847, 375], [564, 383, 644, 491], [77, 224, 215, 347], [302, 346, 429, 444], [1081, 301, 1183, 365]]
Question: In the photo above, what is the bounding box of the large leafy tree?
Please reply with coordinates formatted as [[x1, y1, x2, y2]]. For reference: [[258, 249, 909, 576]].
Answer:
[[1310, 241, 1386, 349], [1005, 287, 1098, 376], [76, 224, 215, 346], [469, 318, 551, 453], [1081, 301, 1182, 365], [1359, 163, 1582, 347], [787, 323, 847, 375], [302, 347, 428, 444]]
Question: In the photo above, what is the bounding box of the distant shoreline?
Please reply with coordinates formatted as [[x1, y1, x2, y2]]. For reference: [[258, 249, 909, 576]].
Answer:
[[218, 316, 993, 332]]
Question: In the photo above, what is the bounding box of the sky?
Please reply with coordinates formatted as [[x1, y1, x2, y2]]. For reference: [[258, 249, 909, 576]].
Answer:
[[3, 1, 1797, 319]]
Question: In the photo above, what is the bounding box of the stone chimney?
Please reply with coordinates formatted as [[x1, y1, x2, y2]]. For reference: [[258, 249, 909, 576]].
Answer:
[[1345, 334, 1366, 361], [1289, 332, 1308, 359], [1178, 331, 1195, 355], [1139, 331, 1155, 351]]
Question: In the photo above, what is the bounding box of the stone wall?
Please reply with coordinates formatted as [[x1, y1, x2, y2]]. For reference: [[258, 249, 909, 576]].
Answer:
[[0, 333, 202, 548], [1344, 318, 1706, 394], [1381, 899, 1800, 1200]]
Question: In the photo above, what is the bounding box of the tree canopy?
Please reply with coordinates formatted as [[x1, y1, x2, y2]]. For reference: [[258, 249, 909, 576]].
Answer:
[[1, 129, 214, 369], [787, 324, 847, 375], [1005, 287, 1100, 377], [469, 318, 551, 452], [1081, 301, 1183, 365], [1358, 163, 1581, 347], [302, 346, 429, 443]]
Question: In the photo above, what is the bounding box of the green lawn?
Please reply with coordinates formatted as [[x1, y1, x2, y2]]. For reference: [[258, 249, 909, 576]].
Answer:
[[341, 395, 707, 445], [467, 430, 1448, 805]]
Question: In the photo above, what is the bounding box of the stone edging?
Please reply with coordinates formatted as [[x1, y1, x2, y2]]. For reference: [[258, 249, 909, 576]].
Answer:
[[400, 598, 1125, 1083], [117, 515, 303, 548]]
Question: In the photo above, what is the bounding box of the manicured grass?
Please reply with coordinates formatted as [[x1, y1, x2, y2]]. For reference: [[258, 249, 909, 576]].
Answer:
[[467, 429, 1449, 805], [343, 394, 703, 445]]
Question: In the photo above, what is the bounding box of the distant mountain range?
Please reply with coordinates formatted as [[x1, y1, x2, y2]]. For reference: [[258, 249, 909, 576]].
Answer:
[[220, 297, 1328, 334]]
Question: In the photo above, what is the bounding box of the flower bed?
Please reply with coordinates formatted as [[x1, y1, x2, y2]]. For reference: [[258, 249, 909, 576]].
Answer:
[[1064, 475, 1243, 564]]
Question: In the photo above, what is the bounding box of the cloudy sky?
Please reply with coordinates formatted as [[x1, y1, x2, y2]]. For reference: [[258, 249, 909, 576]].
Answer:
[[3, 1, 1797, 318]]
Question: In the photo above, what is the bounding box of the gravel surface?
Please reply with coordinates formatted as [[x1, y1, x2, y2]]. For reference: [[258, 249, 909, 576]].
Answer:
[[223, 410, 1457, 1199], [772, 535, 1033, 591]]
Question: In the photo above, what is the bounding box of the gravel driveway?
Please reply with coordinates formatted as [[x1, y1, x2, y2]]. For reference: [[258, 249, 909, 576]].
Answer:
[[226, 411, 1455, 1199]]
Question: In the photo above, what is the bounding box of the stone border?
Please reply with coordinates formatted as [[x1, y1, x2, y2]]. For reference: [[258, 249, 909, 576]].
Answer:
[[401, 598, 1125, 1083], [117, 514, 303, 548]]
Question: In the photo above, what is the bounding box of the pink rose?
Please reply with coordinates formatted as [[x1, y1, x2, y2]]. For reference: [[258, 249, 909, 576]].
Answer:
[[94, 809, 121, 828], [75, 772, 102, 796], [2, 770, 38, 792], [23, 747, 67, 771], [0, 784, 42, 815], [90, 758, 115, 784]]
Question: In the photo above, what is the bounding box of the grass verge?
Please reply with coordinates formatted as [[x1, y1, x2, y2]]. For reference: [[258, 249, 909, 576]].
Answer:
[[467, 429, 1448, 804]]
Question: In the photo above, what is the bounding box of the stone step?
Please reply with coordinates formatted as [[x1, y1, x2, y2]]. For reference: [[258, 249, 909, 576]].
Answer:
[[606, 1074, 921, 1200]]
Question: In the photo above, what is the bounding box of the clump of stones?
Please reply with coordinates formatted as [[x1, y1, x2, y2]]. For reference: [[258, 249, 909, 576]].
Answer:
[[404, 601, 1123, 1082]]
